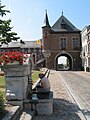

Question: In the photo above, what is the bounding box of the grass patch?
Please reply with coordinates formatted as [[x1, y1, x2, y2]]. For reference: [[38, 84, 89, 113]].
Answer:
[[0, 76, 5, 98], [32, 70, 41, 84], [0, 89, 5, 98], [0, 76, 5, 88], [0, 92, 6, 120]]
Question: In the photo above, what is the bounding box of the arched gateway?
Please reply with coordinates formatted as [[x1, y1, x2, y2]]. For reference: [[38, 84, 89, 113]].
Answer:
[[42, 11, 82, 70], [55, 52, 73, 70]]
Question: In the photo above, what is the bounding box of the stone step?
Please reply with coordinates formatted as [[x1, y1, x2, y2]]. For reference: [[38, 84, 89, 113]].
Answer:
[[18, 109, 35, 120], [3, 105, 35, 120], [3, 106, 21, 120]]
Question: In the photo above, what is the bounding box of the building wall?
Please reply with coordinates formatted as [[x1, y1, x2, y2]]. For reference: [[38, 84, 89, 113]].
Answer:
[[46, 51, 81, 70], [81, 26, 90, 70], [42, 29, 82, 70], [50, 32, 81, 51], [87, 31, 90, 67]]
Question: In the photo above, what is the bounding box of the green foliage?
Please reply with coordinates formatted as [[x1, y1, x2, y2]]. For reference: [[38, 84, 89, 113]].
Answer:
[[0, 1, 9, 16], [0, 1, 20, 44], [0, 93, 5, 118], [0, 0, 10, 17]]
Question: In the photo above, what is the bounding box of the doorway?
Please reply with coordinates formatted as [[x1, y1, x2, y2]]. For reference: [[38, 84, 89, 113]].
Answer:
[[55, 53, 72, 70]]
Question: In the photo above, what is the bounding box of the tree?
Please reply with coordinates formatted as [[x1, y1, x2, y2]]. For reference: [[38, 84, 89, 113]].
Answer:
[[0, 1, 20, 44]]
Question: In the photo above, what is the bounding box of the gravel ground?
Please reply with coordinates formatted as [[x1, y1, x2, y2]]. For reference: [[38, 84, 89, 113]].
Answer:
[[34, 70, 83, 120]]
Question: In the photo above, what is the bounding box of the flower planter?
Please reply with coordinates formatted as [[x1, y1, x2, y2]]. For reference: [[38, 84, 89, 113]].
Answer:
[[0, 54, 33, 109], [0, 51, 28, 65], [4, 61, 20, 65]]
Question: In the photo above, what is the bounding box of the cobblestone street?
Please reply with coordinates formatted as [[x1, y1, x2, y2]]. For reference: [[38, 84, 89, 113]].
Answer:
[[34, 70, 85, 120], [58, 71, 90, 120]]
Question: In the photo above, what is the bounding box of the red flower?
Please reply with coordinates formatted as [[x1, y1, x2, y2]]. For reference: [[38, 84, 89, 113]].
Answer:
[[0, 51, 28, 65]]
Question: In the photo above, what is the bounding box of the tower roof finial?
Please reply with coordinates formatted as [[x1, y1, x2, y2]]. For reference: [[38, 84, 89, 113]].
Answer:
[[43, 9, 50, 27], [62, 11, 63, 15], [45, 9, 47, 14]]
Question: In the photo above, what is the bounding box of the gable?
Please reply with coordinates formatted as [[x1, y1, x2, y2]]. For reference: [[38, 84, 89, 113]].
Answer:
[[51, 15, 80, 32]]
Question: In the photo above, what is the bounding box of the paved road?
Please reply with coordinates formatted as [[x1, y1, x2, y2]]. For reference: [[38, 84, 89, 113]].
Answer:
[[58, 71, 90, 120]]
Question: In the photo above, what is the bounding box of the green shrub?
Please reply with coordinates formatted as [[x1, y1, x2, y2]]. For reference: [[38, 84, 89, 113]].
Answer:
[[0, 93, 5, 118]]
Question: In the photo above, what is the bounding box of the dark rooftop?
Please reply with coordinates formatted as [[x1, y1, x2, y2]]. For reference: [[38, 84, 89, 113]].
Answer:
[[51, 15, 80, 32], [0, 41, 41, 48]]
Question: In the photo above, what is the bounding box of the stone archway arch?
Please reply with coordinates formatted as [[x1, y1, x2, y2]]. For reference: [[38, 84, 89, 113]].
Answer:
[[54, 52, 73, 70]]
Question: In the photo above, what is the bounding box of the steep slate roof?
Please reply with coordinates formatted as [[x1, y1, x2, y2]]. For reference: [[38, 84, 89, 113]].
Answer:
[[51, 15, 80, 32], [44, 12, 50, 26], [42, 10, 50, 27], [1, 41, 41, 48]]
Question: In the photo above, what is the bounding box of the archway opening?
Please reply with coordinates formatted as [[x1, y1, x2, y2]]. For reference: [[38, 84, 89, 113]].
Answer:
[[56, 54, 72, 70]]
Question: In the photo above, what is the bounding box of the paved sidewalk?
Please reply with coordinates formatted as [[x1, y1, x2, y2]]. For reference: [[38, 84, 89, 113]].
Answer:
[[34, 70, 86, 120]]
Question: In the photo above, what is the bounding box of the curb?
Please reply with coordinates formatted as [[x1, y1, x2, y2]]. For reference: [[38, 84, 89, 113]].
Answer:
[[3, 106, 21, 120]]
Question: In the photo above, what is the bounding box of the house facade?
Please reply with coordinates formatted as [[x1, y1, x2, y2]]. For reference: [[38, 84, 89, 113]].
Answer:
[[81, 25, 90, 71], [87, 29, 90, 68], [42, 11, 82, 70]]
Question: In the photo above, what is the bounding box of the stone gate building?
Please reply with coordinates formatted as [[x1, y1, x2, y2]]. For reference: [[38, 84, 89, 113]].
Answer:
[[42, 11, 82, 70]]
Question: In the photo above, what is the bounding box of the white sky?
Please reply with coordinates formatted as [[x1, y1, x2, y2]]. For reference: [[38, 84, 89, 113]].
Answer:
[[2, 0, 90, 41], [58, 56, 67, 64]]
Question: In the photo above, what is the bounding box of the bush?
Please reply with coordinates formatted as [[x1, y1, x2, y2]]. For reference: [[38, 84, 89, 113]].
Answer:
[[0, 93, 5, 118]]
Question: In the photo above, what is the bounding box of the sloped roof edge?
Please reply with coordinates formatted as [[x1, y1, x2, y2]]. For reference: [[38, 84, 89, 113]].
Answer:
[[51, 15, 80, 32]]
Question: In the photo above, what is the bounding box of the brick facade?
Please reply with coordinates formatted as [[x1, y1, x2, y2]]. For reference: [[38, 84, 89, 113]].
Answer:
[[42, 12, 82, 70]]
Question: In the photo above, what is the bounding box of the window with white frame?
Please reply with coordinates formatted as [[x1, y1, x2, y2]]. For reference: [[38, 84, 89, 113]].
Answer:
[[60, 37, 67, 50]]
